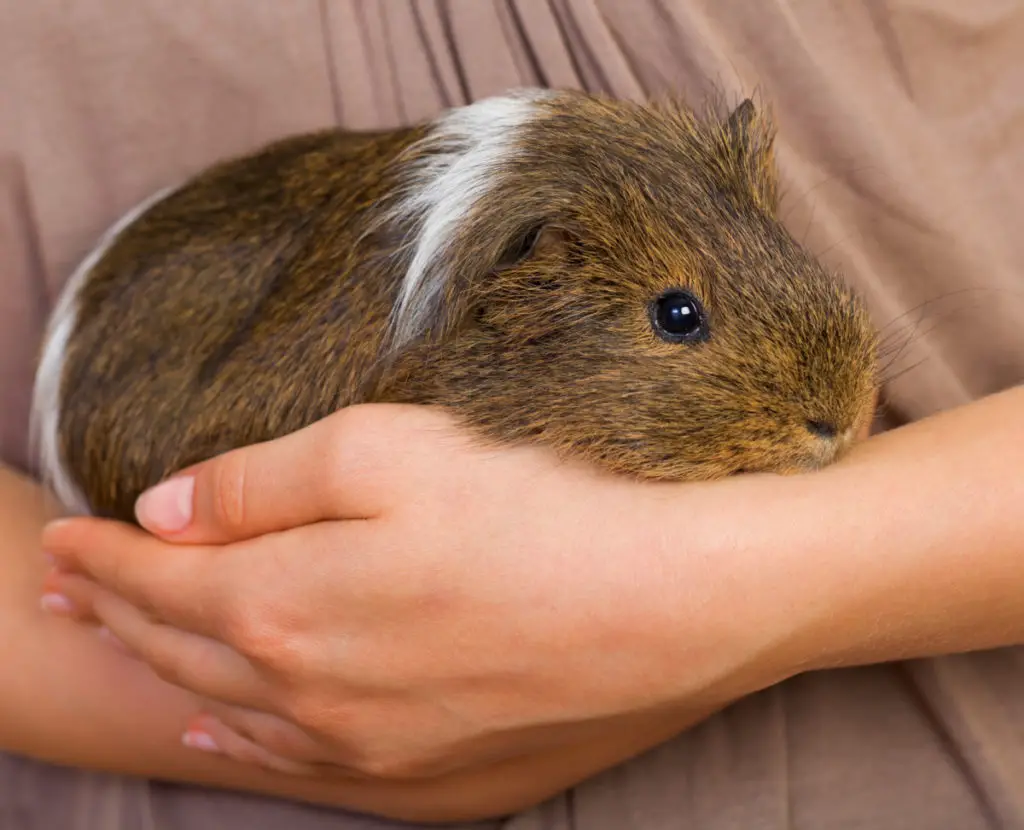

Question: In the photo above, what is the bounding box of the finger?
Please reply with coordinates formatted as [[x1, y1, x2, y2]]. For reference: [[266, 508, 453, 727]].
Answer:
[[86, 585, 274, 709], [39, 570, 141, 657], [132, 403, 461, 543], [197, 703, 328, 767], [42, 517, 221, 634], [40, 569, 104, 624], [184, 713, 319, 776], [47, 514, 369, 654]]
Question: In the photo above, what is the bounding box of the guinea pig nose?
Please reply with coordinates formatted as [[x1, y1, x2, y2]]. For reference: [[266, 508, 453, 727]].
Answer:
[[805, 419, 838, 440]]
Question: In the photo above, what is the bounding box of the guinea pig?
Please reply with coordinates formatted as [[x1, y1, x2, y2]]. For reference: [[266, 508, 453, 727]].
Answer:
[[30, 88, 879, 523]]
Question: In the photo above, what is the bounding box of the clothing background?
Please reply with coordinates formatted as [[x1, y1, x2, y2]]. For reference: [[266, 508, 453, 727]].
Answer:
[[1, 2, 1022, 828]]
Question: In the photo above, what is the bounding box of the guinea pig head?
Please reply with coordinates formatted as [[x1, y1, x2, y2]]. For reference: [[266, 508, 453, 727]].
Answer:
[[376, 90, 879, 480]]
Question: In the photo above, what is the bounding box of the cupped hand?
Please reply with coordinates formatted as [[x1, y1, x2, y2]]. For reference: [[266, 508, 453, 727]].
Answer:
[[40, 404, 797, 785]]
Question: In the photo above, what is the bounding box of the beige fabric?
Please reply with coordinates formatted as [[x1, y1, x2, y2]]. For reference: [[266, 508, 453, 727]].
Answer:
[[1, 1, 1023, 828]]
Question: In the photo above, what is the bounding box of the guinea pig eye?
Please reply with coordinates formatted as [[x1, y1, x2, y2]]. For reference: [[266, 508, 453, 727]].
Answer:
[[650, 290, 707, 343]]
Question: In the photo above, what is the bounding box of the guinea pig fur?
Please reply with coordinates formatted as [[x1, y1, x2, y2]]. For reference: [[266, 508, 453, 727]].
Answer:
[[31, 88, 879, 523]]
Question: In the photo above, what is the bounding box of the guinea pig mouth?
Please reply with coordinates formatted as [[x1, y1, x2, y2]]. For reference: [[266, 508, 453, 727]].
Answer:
[[804, 431, 856, 471], [727, 434, 853, 478]]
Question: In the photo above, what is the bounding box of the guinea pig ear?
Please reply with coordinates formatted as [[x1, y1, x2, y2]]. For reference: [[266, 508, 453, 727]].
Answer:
[[494, 223, 571, 272], [722, 97, 779, 212], [725, 98, 758, 148]]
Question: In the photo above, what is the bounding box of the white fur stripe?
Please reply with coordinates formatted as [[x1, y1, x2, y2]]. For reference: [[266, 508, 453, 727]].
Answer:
[[387, 89, 554, 350], [30, 184, 177, 515]]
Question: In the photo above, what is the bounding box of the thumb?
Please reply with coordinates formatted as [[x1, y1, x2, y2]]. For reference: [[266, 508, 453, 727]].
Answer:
[[133, 404, 438, 544]]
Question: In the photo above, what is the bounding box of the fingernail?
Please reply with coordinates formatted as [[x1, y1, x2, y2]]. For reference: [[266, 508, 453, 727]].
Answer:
[[135, 476, 195, 533], [182, 729, 220, 753], [40, 593, 74, 614]]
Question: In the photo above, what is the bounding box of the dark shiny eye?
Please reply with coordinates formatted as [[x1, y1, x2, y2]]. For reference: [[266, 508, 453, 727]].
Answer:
[[650, 290, 707, 343]]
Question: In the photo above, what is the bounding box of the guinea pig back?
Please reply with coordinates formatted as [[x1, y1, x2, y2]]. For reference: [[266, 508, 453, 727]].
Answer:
[[31, 88, 879, 522]]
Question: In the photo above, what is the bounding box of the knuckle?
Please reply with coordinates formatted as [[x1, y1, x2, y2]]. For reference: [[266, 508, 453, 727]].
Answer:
[[210, 570, 307, 673], [276, 692, 359, 749], [272, 694, 436, 782], [146, 644, 191, 689], [141, 630, 221, 694], [225, 613, 299, 675], [214, 594, 264, 654], [256, 633, 306, 678], [277, 689, 323, 732], [207, 451, 249, 534]]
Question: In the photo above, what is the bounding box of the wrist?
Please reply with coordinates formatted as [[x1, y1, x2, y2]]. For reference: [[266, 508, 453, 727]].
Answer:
[[624, 472, 814, 709]]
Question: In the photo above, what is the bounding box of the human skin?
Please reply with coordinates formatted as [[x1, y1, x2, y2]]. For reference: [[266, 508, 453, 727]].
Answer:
[[0, 463, 730, 822], [34, 385, 1024, 819]]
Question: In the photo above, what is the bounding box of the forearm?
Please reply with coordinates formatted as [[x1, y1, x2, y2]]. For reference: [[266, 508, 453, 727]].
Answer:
[[1, 467, 272, 782], [769, 385, 1024, 672]]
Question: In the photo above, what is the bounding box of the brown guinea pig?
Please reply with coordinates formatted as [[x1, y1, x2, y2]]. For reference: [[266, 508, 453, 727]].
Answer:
[[30, 88, 879, 523]]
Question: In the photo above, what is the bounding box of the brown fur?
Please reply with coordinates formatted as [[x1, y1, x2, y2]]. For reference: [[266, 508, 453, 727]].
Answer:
[[54, 89, 878, 522]]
